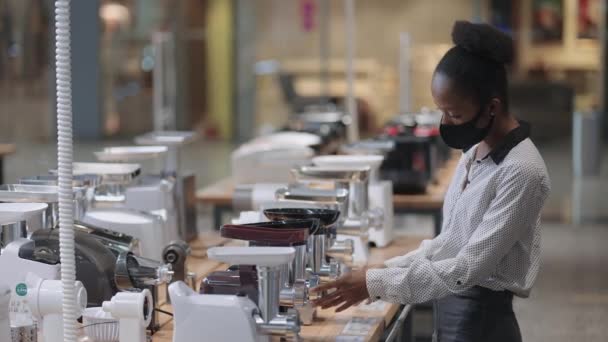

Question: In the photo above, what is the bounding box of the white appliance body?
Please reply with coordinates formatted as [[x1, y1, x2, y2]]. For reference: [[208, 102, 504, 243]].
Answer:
[[25, 273, 87, 342], [83, 209, 166, 260], [368, 181, 394, 247], [0, 285, 11, 342], [169, 282, 265, 342], [232, 143, 314, 185], [312, 154, 395, 249], [0, 239, 61, 327], [102, 290, 152, 342], [125, 175, 180, 243]]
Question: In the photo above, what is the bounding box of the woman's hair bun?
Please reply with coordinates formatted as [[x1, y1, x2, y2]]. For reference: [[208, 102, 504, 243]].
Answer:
[[451, 21, 514, 65]]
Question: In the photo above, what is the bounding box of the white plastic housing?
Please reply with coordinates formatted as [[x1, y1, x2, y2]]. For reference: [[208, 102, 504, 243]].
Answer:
[[25, 273, 87, 342], [124, 177, 179, 242], [94, 146, 168, 162], [0, 285, 10, 342], [83, 209, 166, 260], [169, 281, 262, 342], [0, 239, 61, 327], [232, 145, 314, 185], [102, 289, 153, 342], [0, 203, 48, 225], [368, 181, 394, 247]]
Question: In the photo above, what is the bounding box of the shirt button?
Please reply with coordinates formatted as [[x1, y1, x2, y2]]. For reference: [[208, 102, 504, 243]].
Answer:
[[376, 296, 381, 300], [456, 280, 462, 286]]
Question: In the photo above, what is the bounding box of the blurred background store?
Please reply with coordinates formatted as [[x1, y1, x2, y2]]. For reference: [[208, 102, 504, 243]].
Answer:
[[0, 0, 606, 341]]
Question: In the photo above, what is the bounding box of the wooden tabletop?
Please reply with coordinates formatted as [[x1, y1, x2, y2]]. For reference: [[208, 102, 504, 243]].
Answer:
[[0, 143, 16, 157], [196, 152, 460, 210], [152, 234, 426, 342]]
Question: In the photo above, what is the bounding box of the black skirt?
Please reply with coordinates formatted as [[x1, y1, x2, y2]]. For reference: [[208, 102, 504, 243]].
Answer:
[[433, 286, 522, 342]]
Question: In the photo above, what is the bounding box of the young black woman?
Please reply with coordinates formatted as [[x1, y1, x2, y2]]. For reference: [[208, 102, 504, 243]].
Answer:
[[313, 21, 551, 342]]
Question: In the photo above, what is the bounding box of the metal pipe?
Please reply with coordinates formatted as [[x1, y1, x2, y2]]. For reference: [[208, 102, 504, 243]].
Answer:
[[292, 245, 307, 282], [348, 181, 368, 218], [327, 239, 354, 258], [280, 263, 291, 289], [308, 234, 326, 274], [257, 266, 281, 323]]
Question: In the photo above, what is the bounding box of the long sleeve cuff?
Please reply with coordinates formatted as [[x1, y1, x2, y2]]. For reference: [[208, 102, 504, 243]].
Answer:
[[366, 268, 389, 302]]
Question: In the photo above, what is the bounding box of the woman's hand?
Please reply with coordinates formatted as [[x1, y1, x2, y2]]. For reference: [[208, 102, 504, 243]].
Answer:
[[311, 267, 374, 312]]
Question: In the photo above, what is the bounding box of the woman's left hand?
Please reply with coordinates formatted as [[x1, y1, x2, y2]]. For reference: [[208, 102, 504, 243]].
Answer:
[[311, 269, 371, 312]]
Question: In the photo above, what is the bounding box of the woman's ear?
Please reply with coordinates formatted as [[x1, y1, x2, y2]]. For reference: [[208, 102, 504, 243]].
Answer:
[[488, 98, 502, 116]]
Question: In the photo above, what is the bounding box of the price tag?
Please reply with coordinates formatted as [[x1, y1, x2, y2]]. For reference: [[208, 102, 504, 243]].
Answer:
[[341, 317, 382, 336]]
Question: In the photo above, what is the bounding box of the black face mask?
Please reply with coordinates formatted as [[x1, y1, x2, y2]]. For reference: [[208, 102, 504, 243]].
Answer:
[[439, 107, 495, 150]]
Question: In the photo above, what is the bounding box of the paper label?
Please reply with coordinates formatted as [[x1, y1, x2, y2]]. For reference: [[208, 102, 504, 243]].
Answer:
[[341, 317, 382, 336], [15, 284, 27, 297]]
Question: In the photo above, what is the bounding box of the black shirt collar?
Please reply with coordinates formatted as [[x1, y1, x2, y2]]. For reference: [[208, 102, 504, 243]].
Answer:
[[464, 121, 531, 164]]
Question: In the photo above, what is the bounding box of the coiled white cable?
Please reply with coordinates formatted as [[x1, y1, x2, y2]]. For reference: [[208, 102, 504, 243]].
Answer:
[[55, 1, 78, 341]]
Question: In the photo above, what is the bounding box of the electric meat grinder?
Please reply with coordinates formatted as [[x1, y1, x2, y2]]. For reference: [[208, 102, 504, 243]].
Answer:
[[274, 186, 354, 268], [291, 165, 382, 263], [262, 208, 344, 282], [312, 154, 394, 247], [9, 177, 141, 256], [263, 208, 342, 324], [170, 246, 300, 342], [82, 207, 167, 260], [214, 220, 313, 319], [60, 161, 180, 261], [0, 184, 87, 231], [135, 130, 198, 242], [0, 203, 94, 338], [93, 145, 181, 244]]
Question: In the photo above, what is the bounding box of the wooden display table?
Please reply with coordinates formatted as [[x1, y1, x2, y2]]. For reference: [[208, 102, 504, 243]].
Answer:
[[0, 143, 16, 184], [196, 153, 460, 235], [152, 234, 425, 342]]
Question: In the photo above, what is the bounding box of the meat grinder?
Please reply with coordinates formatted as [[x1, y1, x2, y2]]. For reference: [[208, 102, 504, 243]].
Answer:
[[215, 220, 316, 323], [0, 184, 88, 231], [290, 165, 384, 263], [170, 246, 300, 342], [82, 207, 167, 260], [274, 186, 354, 269], [10, 177, 140, 256], [263, 208, 342, 324], [135, 130, 198, 242], [93, 145, 181, 244], [63, 161, 176, 260], [312, 154, 394, 247]]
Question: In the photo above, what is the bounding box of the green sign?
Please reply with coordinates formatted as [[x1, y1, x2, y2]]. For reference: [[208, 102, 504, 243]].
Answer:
[[15, 283, 27, 297]]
